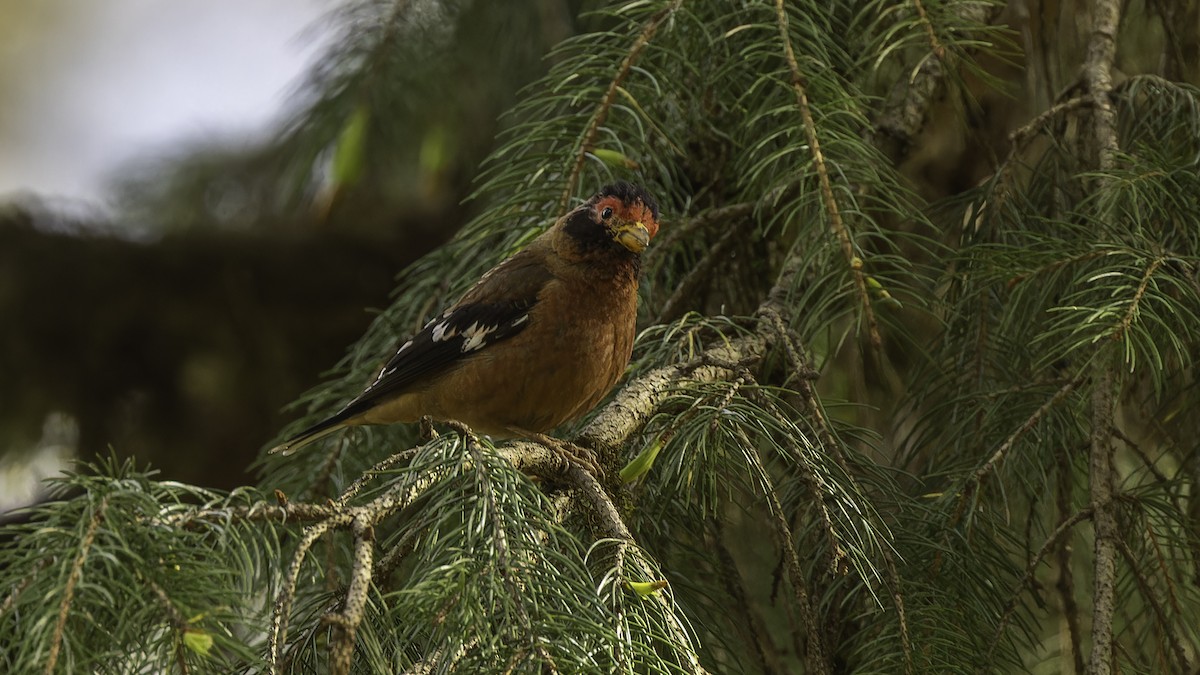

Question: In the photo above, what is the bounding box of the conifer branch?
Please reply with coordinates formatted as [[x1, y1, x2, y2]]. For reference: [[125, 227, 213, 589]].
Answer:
[[967, 374, 1086, 494], [987, 505, 1095, 662], [1008, 96, 1093, 147], [1055, 449, 1086, 675], [773, 0, 881, 350], [326, 517, 374, 675], [555, 451, 708, 675], [1115, 537, 1191, 673], [271, 515, 346, 672], [645, 201, 757, 268], [0, 557, 50, 619], [872, 1, 1003, 162], [910, 0, 946, 60], [1115, 257, 1165, 341], [467, 435, 561, 673], [711, 518, 777, 673], [1087, 363, 1118, 675], [758, 305, 912, 673], [142, 574, 191, 675], [46, 495, 109, 675], [656, 224, 743, 323], [558, 0, 683, 211], [738, 425, 830, 675]]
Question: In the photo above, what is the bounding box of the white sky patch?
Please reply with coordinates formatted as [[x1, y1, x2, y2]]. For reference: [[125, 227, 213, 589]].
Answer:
[[0, 0, 331, 208]]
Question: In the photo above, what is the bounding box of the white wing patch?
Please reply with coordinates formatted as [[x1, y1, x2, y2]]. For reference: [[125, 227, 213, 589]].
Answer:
[[431, 321, 458, 342], [460, 322, 490, 352]]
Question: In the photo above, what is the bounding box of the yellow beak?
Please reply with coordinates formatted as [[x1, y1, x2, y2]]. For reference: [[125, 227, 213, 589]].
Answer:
[[613, 221, 651, 253]]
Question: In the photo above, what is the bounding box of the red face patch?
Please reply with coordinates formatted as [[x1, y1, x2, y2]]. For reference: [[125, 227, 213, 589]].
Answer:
[[595, 196, 660, 239]]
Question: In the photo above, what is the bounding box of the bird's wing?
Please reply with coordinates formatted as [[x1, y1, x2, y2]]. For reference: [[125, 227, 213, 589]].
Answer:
[[336, 249, 554, 417]]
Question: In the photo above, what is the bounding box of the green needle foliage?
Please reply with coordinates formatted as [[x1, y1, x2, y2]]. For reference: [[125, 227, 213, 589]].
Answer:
[[4, 0, 1200, 673]]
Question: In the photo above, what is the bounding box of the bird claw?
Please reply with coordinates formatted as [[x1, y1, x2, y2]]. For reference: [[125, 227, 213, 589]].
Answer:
[[419, 415, 439, 441], [554, 441, 604, 477], [511, 428, 604, 477]]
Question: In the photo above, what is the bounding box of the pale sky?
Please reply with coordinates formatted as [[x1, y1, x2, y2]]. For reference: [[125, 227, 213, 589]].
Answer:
[[0, 0, 330, 207]]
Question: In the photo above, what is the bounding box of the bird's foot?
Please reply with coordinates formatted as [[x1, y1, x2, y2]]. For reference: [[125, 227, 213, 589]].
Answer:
[[511, 428, 603, 477], [419, 415, 439, 441]]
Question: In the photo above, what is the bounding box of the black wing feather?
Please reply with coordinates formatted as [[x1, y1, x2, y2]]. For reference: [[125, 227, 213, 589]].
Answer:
[[338, 298, 535, 416], [276, 239, 554, 450], [333, 249, 554, 421]]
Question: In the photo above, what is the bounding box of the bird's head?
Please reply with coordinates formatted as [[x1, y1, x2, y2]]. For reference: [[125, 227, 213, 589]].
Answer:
[[560, 182, 661, 260]]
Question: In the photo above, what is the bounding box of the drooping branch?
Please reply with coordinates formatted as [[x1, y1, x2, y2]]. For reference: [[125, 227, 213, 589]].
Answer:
[[558, 0, 684, 210], [986, 505, 1096, 662], [773, 0, 881, 349], [45, 495, 109, 675], [737, 425, 831, 675]]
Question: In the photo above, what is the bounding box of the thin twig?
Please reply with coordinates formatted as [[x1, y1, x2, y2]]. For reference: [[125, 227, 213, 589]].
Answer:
[[909, 0, 946, 59], [46, 495, 109, 675], [552, 455, 710, 675], [711, 519, 777, 674], [1005, 249, 1110, 287], [1114, 257, 1165, 341], [1008, 96, 1093, 147], [506, 437, 702, 670], [467, 434, 560, 673], [1114, 538, 1191, 673], [332, 446, 421, 508], [143, 575, 191, 675], [966, 375, 1085, 496], [747, 384, 847, 576], [870, 2, 1001, 162], [1112, 427, 1170, 486], [736, 425, 830, 675], [558, 1, 683, 210], [1055, 447, 1085, 675], [0, 556, 51, 618], [986, 506, 1095, 662], [757, 304, 912, 672], [656, 224, 744, 324], [298, 434, 348, 502], [1087, 362, 1119, 675], [773, 0, 881, 349], [645, 201, 756, 268]]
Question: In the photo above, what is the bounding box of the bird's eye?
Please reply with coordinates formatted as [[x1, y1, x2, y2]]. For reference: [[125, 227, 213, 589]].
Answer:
[[601, 207, 613, 220]]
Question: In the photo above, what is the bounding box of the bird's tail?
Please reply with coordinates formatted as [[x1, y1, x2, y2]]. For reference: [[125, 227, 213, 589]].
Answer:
[[268, 417, 348, 456]]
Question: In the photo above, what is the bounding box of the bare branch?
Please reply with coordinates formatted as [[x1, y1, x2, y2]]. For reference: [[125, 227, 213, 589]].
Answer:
[[1087, 363, 1119, 675], [1079, 0, 1122, 670]]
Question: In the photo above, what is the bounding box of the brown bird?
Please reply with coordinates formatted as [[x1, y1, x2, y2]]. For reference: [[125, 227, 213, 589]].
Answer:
[[271, 182, 660, 455]]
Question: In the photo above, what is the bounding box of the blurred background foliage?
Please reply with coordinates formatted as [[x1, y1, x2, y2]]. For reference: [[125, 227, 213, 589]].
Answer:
[[1, 0, 577, 493]]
